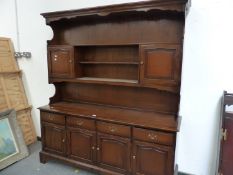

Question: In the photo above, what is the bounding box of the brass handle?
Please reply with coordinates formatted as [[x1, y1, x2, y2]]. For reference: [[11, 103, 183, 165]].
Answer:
[[92, 114, 96, 117], [54, 54, 58, 58], [96, 147, 100, 151], [140, 61, 144, 65], [76, 120, 84, 126], [148, 133, 157, 140], [108, 126, 117, 133], [69, 59, 72, 63], [133, 155, 136, 159], [62, 139, 65, 143], [92, 146, 95, 150]]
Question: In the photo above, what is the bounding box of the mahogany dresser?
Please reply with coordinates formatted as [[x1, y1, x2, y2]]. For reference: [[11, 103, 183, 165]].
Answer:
[[39, 1, 187, 175]]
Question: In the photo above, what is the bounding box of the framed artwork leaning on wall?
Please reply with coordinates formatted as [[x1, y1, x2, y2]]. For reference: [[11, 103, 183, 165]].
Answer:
[[0, 109, 29, 170]]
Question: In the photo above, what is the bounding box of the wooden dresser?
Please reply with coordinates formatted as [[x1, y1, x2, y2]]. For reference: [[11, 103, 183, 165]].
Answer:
[[39, 1, 187, 175]]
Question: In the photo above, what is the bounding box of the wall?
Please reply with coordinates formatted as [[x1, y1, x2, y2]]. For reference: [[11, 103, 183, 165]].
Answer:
[[1, 0, 233, 174]]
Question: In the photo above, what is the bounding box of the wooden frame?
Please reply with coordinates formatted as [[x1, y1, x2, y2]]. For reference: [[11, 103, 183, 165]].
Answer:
[[0, 37, 36, 145], [0, 109, 29, 170]]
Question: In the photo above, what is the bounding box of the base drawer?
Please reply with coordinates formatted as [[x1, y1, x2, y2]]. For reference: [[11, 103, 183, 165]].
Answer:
[[133, 127, 175, 146]]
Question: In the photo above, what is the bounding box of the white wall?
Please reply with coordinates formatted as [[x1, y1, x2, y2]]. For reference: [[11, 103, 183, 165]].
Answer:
[[1, 0, 233, 174]]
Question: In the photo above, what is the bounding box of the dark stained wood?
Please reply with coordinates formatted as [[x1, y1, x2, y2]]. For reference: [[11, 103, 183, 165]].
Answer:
[[48, 46, 75, 78], [133, 127, 175, 146], [39, 102, 179, 132], [61, 83, 179, 113], [41, 122, 66, 156], [97, 121, 131, 138], [40, 1, 187, 174], [140, 43, 181, 87], [218, 91, 233, 175], [41, 111, 65, 125], [67, 116, 95, 130], [132, 140, 174, 175], [67, 127, 96, 164], [97, 133, 131, 174], [41, 0, 187, 24]]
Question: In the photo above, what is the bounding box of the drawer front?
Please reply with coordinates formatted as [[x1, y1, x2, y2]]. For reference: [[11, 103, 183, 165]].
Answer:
[[67, 116, 95, 130], [133, 127, 175, 146], [97, 121, 131, 137], [41, 112, 65, 125]]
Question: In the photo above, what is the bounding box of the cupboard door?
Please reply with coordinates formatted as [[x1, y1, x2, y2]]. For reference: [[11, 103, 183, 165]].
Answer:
[[67, 128, 96, 164], [140, 44, 181, 88], [41, 123, 66, 156], [48, 46, 74, 78], [132, 141, 174, 175], [97, 133, 131, 174]]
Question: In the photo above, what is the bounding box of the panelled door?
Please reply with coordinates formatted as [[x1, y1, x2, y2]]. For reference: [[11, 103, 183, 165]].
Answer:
[[139, 44, 181, 88], [67, 127, 96, 164], [97, 133, 131, 174], [41, 123, 66, 156], [132, 140, 174, 175]]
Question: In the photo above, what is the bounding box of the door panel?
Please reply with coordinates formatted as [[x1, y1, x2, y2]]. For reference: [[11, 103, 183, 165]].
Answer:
[[97, 133, 131, 174], [133, 141, 174, 175], [140, 44, 181, 88], [42, 123, 66, 155], [48, 46, 74, 78], [67, 128, 96, 164]]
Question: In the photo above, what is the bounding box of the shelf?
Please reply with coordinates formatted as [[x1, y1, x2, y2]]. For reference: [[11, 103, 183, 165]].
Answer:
[[77, 77, 138, 84], [79, 61, 139, 65]]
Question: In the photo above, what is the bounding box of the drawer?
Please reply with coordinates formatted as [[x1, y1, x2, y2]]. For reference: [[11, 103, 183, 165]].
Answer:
[[133, 127, 175, 146], [97, 121, 131, 137], [67, 116, 95, 130], [41, 112, 65, 125]]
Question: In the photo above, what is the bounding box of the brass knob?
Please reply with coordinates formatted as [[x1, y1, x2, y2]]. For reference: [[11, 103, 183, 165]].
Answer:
[[54, 55, 58, 58], [69, 59, 72, 63], [92, 146, 95, 150], [92, 114, 96, 117], [140, 61, 144, 65], [54, 58, 57, 61], [133, 155, 136, 159], [96, 147, 100, 151], [62, 139, 65, 143]]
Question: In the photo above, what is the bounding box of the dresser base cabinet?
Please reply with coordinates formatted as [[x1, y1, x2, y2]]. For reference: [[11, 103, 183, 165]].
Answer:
[[40, 1, 186, 175]]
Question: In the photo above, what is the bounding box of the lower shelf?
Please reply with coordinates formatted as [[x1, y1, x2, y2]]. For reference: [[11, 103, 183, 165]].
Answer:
[[77, 77, 138, 84]]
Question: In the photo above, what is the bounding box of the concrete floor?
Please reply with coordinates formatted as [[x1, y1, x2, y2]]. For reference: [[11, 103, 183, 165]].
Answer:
[[0, 141, 95, 175]]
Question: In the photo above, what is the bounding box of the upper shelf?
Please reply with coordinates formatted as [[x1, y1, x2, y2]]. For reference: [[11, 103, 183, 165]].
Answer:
[[79, 61, 139, 65], [41, 0, 187, 24]]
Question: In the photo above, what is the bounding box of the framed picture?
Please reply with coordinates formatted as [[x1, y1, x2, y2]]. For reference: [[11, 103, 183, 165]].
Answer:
[[0, 109, 29, 170]]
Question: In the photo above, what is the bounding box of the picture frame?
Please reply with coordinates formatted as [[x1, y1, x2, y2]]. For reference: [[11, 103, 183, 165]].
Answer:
[[0, 109, 29, 170]]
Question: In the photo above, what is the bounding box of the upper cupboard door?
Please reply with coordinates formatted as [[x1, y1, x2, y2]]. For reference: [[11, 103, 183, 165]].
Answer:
[[48, 46, 74, 78], [139, 44, 181, 90]]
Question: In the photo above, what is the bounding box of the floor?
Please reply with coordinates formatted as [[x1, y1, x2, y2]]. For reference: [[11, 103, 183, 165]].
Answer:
[[0, 141, 95, 175]]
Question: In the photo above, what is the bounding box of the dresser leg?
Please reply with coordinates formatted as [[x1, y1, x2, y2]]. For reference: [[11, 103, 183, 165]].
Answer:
[[40, 152, 47, 164]]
